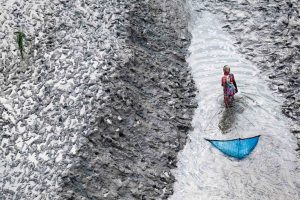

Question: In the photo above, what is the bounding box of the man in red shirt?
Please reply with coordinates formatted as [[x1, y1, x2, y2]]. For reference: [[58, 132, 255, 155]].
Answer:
[[221, 65, 238, 107]]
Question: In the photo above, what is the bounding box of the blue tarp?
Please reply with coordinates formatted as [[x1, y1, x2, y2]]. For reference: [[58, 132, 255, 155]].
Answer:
[[206, 135, 260, 159]]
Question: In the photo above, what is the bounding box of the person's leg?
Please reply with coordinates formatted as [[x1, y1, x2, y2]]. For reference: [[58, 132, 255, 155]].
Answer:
[[224, 95, 229, 108], [228, 96, 233, 106], [228, 94, 235, 107]]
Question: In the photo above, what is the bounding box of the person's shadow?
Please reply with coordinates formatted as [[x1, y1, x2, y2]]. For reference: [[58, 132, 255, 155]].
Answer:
[[218, 97, 245, 134]]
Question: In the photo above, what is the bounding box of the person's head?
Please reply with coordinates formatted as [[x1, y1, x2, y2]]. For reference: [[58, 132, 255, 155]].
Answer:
[[223, 65, 230, 75]]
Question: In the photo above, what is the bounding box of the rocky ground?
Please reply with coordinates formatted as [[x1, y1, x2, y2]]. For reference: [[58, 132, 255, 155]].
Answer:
[[191, 0, 300, 151], [0, 0, 196, 199]]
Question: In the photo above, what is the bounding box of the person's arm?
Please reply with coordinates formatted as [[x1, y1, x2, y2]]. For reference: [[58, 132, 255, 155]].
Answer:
[[232, 74, 238, 92], [221, 76, 225, 87]]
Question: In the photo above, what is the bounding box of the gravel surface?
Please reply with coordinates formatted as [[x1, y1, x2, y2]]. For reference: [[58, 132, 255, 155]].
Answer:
[[0, 0, 196, 199]]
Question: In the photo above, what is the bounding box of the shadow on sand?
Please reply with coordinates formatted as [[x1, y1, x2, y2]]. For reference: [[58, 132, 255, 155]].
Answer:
[[218, 96, 246, 134]]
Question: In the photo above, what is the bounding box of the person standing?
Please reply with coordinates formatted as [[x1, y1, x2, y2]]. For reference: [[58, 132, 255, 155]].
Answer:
[[221, 65, 238, 107]]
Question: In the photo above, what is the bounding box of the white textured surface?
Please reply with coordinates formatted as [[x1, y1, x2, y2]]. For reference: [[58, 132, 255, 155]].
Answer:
[[170, 11, 300, 200]]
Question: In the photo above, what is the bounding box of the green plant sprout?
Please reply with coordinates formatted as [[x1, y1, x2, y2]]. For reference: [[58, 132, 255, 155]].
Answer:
[[15, 31, 26, 60]]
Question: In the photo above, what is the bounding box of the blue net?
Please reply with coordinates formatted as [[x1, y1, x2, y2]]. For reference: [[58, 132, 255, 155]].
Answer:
[[206, 135, 260, 159]]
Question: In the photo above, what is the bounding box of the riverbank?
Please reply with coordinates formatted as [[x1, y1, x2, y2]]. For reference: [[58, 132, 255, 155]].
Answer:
[[0, 0, 196, 199], [191, 0, 300, 151]]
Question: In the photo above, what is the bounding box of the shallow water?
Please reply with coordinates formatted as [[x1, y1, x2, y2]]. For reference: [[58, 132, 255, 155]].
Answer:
[[169, 11, 300, 200]]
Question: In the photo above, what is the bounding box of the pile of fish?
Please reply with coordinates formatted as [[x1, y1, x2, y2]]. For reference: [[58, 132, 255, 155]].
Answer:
[[0, 0, 196, 199]]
